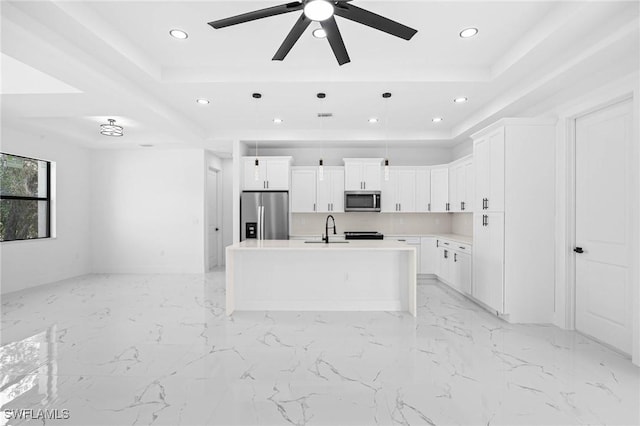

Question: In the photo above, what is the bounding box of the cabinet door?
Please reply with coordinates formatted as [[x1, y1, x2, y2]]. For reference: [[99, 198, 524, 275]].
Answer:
[[430, 167, 449, 212], [437, 246, 451, 283], [472, 212, 504, 313], [487, 129, 505, 211], [243, 157, 267, 190], [420, 237, 437, 274], [397, 169, 416, 212], [463, 159, 474, 212], [474, 138, 490, 210], [448, 164, 462, 212], [415, 168, 431, 212], [291, 168, 317, 212], [363, 162, 382, 190], [344, 163, 363, 190], [329, 169, 345, 212], [453, 252, 472, 295], [381, 169, 397, 212], [265, 158, 290, 190]]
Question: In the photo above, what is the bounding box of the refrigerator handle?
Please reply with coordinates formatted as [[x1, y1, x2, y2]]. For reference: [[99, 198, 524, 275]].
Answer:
[[256, 206, 262, 240], [260, 206, 265, 240]]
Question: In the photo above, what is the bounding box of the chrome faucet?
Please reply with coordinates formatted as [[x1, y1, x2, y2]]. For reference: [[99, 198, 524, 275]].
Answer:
[[324, 215, 336, 244]]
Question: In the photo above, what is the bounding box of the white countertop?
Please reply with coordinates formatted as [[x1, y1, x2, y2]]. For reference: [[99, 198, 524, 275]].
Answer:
[[289, 233, 473, 245], [230, 239, 415, 251]]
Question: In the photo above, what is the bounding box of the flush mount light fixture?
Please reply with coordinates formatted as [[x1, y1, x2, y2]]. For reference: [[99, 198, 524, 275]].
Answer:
[[317, 92, 326, 99], [432, 117, 443, 123], [273, 118, 283, 124], [459, 27, 478, 38], [169, 29, 188, 39], [304, 0, 334, 21], [196, 98, 210, 105], [312, 28, 327, 39], [382, 92, 392, 98], [454, 97, 468, 103], [100, 119, 123, 137], [369, 118, 379, 124], [252, 93, 262, 99]]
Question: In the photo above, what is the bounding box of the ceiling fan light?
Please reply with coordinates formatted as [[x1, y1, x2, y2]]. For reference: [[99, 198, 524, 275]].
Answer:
[[304, 0, 334, 21], [100, 119, 124, 137]]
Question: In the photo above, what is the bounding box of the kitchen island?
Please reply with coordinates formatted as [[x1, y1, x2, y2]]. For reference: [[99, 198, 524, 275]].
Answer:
[[225, 239, 417, 316]]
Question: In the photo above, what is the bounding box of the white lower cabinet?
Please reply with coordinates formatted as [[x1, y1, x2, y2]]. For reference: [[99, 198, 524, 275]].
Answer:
[[435, 238, 472, 295], [419, 237, 437, 274]]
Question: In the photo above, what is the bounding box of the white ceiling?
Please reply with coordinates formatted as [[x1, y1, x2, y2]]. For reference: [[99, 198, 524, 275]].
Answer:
[[1, 0, 638, 152]]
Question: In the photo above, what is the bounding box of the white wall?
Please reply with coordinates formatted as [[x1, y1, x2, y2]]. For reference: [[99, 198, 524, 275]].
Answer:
[[90, 149, 206, 274], [221, 158, 233, 264], [0, 127, 91, 294]]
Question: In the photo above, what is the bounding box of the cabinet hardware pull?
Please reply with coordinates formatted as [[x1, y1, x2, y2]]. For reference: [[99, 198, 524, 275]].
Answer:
[[314, 203, 316, 212], [459, 246, 465, 250], [461, 201, 465, 211], [454, 253, 457, 262], [482, 198, 488, 210], [444, 249, 448, 259], [574, 247, 584, 254], [428, 203, 431, 211], [446, 202, 450, 211]]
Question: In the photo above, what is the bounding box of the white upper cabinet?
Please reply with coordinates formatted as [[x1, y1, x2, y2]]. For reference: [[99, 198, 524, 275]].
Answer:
[[290, 167, 317, 212], [242, 157, 292, 191], [474, 129, 504, 212], [430, 166, 449, 212], [448, 156, 473, 213], [344, 158, 383, 191], [317, 167, 345, 213], [382, 168, 416, 212], [415, 167, 431, 212]]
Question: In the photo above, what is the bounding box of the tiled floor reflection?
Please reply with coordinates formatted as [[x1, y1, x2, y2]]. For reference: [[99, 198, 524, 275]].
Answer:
[[1, 271, 638, 425]]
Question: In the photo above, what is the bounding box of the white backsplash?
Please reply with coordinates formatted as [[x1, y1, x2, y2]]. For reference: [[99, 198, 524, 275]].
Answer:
[[291, 213, 453, 236], [451, 213, 473, 237]]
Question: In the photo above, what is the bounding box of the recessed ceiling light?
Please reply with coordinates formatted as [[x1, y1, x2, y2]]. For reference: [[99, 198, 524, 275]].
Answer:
[[196, 98, 210, 105], [459, 27, 478, 38], [454, 97, 468, 103], [432, 117, 443, 123], [169, 29, 188, 39], [139, 144, 154, 148], [369, 118, 379, 124], [313, 28, 327, 39], [273, 118, 283, 124], [304, 0, 334, 21]]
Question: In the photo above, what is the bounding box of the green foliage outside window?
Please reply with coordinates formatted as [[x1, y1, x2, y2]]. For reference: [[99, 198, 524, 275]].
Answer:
[[0, 153, 50, 242]]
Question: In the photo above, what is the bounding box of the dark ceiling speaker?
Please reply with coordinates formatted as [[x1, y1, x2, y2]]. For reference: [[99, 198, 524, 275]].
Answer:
[[208, 1, 418, 66]]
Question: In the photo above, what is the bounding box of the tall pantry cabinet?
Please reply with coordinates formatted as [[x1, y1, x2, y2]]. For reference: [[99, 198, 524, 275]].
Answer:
[[472, 118, 556, 324]]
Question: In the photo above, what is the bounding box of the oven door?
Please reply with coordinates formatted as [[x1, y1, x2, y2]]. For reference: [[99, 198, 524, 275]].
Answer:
[[344, 191, 381, 212]]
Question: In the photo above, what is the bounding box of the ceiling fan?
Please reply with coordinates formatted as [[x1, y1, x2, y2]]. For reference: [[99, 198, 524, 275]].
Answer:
[[208, 0, 418, 66]]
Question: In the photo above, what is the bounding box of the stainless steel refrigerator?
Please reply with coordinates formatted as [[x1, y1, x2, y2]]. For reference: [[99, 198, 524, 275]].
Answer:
[[240, 191, 289, 241]]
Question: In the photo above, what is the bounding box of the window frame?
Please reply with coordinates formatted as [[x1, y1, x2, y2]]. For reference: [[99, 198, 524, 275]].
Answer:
[[0, 152, 52, 242]]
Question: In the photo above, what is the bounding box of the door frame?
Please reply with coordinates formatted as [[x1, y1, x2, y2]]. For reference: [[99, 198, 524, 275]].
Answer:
[[206, 165, 223, 271], [559, 87, 639, 366]]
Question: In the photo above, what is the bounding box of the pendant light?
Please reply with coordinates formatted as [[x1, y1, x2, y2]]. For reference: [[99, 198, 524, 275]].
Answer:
[[254, 141, 260, 181], [318, 158, 324, 181], [383, 92, 391, 181]]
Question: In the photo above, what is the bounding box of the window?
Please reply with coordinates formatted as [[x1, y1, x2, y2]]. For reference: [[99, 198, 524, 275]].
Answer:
[[0, 153, 51, 242]]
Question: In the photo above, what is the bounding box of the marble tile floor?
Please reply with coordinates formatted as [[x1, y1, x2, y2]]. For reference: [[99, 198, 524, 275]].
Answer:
[[1, 271, 638, 426]]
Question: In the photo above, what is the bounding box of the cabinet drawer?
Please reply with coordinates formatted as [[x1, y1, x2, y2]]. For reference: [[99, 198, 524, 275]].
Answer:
[[437, 239, 472, 254]]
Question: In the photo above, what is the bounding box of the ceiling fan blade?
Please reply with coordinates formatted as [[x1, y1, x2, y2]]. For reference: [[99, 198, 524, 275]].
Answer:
[[273, 14, 312, 61], [334, 3, 417, 40], [320, 17, 350, 66], [208, 2, 303, 29]]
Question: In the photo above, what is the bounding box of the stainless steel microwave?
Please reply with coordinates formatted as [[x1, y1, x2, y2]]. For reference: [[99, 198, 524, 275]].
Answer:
[[344, 191, 381, 212]]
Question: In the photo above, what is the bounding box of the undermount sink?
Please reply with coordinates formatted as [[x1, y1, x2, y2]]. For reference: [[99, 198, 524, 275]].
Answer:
[[304, 240, 350, 244]]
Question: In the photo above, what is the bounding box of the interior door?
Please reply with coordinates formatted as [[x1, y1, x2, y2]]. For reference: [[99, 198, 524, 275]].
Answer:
[[207, 169, 219, 270], [575, 99, 633, 354]]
